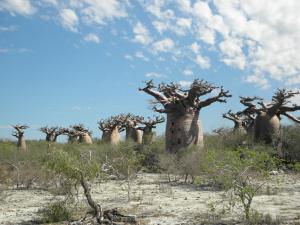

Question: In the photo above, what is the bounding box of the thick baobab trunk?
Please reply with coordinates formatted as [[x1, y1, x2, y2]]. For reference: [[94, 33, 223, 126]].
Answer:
[[126, 127, 142, 144], [166, 111, 203, 154], [254, 112, 280, 144], [18, 136, 27, 151], [80, 134, 93, 144], [142, 129, 155, 145], [68, 135, 79, 143], [110, 127, 121, 145], [233, 124, 247, 135]]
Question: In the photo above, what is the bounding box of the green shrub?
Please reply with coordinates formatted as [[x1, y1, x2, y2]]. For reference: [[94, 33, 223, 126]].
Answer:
[[40, 200, 72, 223]]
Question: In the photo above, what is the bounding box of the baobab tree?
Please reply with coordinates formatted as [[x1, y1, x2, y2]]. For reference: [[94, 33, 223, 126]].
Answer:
[[138, 116, 165, 145], [238, 96, 263, 134], [222, 110, 247, 135], [72, 124, 93, 144], [239, 90, 300, 144], [61, 128, 80, 143], [98, 115, 126, 145], [39, 126, 64, 142], [139, 79, 231, 153], [124, 114, 144, 144], [11, 125, 29, 151]]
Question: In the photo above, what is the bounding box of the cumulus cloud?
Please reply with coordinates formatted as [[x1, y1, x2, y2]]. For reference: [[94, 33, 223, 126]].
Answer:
[[152, 38, 175, 53], [0, 0, 36, 16], [79, 0, 127, 25], [245, 72, 270, 90], [133, 22, 152, 45], [195, 54, 210, 69], [83, 33, 100, 43], [60, 8, 79, 32]]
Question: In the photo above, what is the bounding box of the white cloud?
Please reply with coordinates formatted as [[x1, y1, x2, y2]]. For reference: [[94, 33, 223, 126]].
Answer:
[[0, 25, 18, 32], [0, 0, 36, 16], [124, 54, 133, 60], [195, 55, 210, 69], [79, 0, 127, 25], [133, 22, 152, 45], [152, 38, 175, 53], [179, 80, 192, 88], [219, 38, 246, 70], [190, 42, 200, 54], [175, 17, 192, 35], [197, 26, 215, 45], [245, 72, 270, 90], [145, 72, 163, 78], [135, 51, 149, 62], [0, 48, 32, 54], [291, 89, 300, 105], [152, 20, 168, 34], [183, 69, 193, 76], [83, 33, 100, 43], [60, 8, 79, 32]]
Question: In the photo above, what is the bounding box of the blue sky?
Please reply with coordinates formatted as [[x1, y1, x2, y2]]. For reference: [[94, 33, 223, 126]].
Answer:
[[0, 0, 299, 140]]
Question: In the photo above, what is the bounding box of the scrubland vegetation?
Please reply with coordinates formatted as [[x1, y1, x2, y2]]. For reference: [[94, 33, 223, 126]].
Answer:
[[1, 122, 300, 225]]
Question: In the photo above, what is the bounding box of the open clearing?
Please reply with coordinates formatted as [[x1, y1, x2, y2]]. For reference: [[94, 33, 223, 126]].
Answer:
[[0, 173, 299, 225]]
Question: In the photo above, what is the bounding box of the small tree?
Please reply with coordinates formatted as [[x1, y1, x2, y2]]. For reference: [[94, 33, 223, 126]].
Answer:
[[39, 126, 64, 142], [124, 114, 144, 144], [222, 110, 247, 135], [72, 124, 93, 144], [138, 115, 165, 145], [11, 125, 29, 151], [199, 148, 274, 221], [109, 142, 141, 201], [45, 149, 136, 224], [98, 115, 126, 145]]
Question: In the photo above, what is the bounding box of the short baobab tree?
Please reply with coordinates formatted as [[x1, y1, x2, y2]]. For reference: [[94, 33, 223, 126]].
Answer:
[[240, 90, 300, 144], [124, 114, 144, 144], [61, 128, 80, 143], [138, 116, 165, 145], [238, 96, 263, 134], [12, 125, 29, 151], [39, 126, 64, 142], [139, 79, 231, 153], [71, 124, 93, 144], [222, 110, 247, 135], [98, 115, 125, 145]]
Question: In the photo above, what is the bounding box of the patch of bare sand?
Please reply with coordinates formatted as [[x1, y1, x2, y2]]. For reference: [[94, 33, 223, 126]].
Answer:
[[0, 173, 299, 225]]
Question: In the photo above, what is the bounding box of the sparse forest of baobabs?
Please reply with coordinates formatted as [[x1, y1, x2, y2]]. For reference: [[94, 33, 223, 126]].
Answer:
[[1, 1, 300, 225]]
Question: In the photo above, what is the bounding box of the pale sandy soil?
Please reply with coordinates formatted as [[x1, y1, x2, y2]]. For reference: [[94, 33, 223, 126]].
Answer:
[[0, 173, 299, 225]]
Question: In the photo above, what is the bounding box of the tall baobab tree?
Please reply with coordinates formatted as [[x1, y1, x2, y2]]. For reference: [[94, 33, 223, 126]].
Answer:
[[124, 114, 144, 144], [72, 124, 93, 144], [139, 79, 231, 153], [222, 110, 247, 135], [98, 115, 125, 145], [138, 116, 165, 145], [12, 125, 29, 151], [239, 90, 300, 144], [39, 126, 64, 142]]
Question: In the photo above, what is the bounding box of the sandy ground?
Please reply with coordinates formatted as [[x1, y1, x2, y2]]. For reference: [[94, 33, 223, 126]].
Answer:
[[0, 173, 299, 225]]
